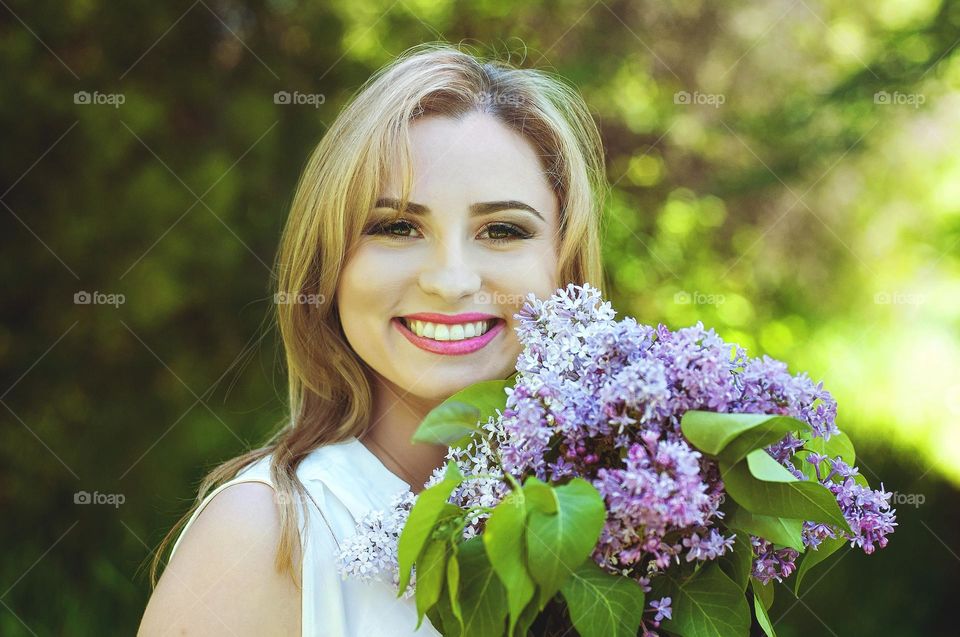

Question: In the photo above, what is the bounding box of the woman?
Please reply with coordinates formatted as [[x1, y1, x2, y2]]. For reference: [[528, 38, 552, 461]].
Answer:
[[138, 42, 607, 636]]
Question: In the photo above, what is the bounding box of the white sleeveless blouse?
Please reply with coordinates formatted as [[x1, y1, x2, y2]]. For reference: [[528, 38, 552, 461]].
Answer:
[[169, 438, 441, 636]]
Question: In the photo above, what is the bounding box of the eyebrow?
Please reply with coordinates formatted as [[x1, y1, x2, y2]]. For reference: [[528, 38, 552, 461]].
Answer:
[[373, 197, 544, 221]]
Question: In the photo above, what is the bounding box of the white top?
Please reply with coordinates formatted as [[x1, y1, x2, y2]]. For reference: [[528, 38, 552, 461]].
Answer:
[[169, 437, 441, 637]]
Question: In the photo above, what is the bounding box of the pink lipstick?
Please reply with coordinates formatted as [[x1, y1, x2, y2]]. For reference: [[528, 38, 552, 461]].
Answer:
[[393, 313, 504, 355]]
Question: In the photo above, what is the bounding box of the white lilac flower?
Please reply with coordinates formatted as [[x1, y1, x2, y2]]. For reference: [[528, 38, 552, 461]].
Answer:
[[335, 490, 417, 597]]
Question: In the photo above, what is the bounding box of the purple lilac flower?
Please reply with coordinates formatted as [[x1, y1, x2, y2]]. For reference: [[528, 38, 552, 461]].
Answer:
[[592, 435, 725, 573], [751, 537, 800, 584], [650, 596, 672, 621]]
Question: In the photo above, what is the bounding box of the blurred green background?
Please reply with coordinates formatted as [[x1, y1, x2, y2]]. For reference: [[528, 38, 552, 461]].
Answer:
[[2, 0, 958, 634]]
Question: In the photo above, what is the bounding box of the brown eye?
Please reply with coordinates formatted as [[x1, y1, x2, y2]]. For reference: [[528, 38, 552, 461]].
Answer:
[[367, 219, 421, 239], [479, 222, 532, 244]]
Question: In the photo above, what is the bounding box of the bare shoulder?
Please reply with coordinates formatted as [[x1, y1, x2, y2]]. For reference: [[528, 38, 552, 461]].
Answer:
[[138, 481, 302, 636]]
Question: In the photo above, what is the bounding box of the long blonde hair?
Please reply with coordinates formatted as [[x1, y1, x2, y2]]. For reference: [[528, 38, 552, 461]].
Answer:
[[150, 41, 608, 587]]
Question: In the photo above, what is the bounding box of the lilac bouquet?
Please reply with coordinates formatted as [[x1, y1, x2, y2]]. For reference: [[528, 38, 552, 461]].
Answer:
[[338, 284, 896, 637]]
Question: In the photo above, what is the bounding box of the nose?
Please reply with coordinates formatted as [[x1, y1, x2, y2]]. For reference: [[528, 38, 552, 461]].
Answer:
[[417, 238, 482, 303]]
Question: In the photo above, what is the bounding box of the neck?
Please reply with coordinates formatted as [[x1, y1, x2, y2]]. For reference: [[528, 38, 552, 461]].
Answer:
[[360, 372, 449, 493]]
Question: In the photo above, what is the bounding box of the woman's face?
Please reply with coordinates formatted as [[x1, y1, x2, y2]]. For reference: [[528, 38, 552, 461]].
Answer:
[[337, 111, 561, 401]]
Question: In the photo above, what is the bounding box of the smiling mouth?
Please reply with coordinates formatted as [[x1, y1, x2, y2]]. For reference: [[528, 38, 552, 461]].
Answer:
[[393, 316, 506, 355], [397, 317, 499, 341]]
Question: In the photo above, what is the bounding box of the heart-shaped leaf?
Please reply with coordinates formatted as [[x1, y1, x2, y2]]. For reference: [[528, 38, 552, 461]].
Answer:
[[716, 533, 753, 591], [727, 505, 804, 552], [681, 411, 802, 457], [457, 537, 508, 637], [654, 562, 751, 637], [525, 478, 606, 608], [561, 560, 646, 637], [722, 451, 851, 534], [413, 378, 512, 447]]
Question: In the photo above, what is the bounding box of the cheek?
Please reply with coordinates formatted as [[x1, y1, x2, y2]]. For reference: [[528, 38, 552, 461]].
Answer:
[[337, 248, 386, 322], [491, 242, 560, 300], [337, 245, 419, 321]]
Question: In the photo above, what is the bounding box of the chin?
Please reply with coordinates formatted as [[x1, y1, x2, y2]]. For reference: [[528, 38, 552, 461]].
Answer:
[[404, 365, 510, 402]]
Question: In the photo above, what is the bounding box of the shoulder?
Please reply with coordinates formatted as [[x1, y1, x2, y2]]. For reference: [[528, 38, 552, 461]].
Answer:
[[138, 481, 301, 636]]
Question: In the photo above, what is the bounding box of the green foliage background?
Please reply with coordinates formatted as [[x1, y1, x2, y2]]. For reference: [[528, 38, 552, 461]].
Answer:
[[1, 0, 958, 634]]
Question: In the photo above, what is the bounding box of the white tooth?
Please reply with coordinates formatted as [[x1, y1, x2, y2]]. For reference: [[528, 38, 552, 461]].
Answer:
[[422, 322, 435, 338], [434, 324, 450, 340], [449, 324, 465, 340], [413, 320, 423, 337], [463, 323, 476, 338], [476, 321, 487, 335]]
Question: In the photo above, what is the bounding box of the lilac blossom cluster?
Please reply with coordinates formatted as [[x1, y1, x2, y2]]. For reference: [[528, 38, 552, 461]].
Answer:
[[499, 283, 895, 590], [336, 490, 417, 597], [338, 283, 896, 632]]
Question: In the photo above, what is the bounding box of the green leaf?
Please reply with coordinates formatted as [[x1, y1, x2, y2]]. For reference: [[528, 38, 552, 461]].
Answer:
[[457, 537, 508, 637], [751, 578, 774, 612], [415, 539, 448, 625], [525, 478, 606, 608], [412, 401, 483, 447], [397, 462, 463, 592], [513, 595, 542, 637], [793, 536, 847, 595], [681, 411, 802, 456], [522, 477, 557, 513], [656, 562, 751, 637], [753, 587, 777, 637], [483, 490, 535, 634], [425, 607, 446, 635], [798, 456, 819, 482], [727, 504, 804, 552], [424, 542, 463, 636], [803, 430, 856, 465], [412, 378, 512, 447], [798, 430, 858, 483], [560, 560, 646, 637], [745, 448, 798, 482], [720, 419, 803, 466], [717, 533, 753, 591], [722, 452, 851, 534], [447, 546, 463, 630], [434, 596, 461, 637]]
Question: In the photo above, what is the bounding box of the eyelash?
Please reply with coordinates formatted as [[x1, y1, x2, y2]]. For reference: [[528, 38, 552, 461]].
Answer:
[[365, 219, 533, 244]]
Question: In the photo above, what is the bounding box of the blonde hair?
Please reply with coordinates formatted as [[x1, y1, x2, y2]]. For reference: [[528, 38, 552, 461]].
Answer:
[[150, 41, 608, 587]]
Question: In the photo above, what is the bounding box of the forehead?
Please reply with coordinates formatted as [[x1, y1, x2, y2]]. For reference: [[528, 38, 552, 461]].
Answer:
[[381, 112, 557, 215]]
